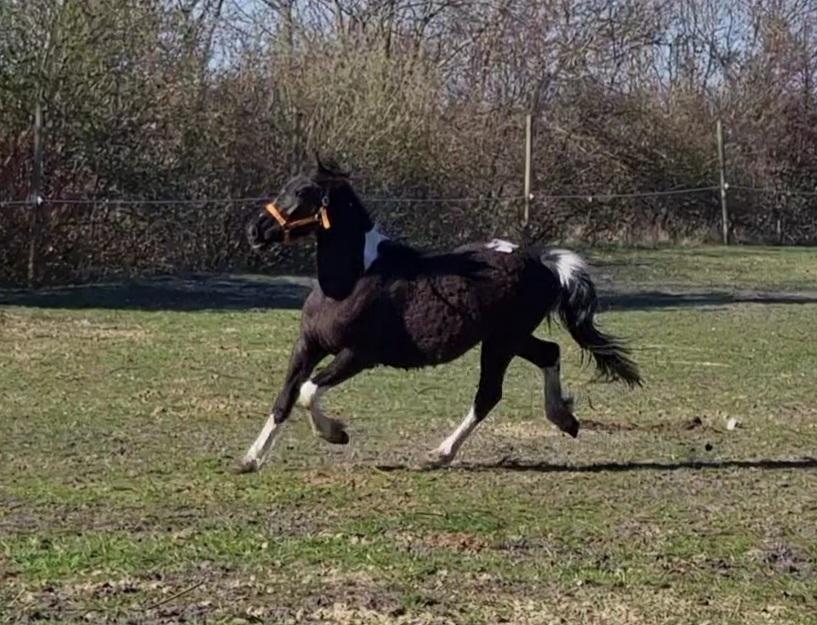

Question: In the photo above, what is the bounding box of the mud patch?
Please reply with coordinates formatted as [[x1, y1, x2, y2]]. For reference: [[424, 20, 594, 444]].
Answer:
[[582, 416, 708, 433], [300, 469, 358, 488], [392, 530, 488, 554], [5, 570, 409, 625], [750, 541, 814, 577], [1, 313, 149, 341], [421, 531, 488, 553], [310, 602, 440, 625], [493, 416, 709, 440], [491, 420, 564, 439]]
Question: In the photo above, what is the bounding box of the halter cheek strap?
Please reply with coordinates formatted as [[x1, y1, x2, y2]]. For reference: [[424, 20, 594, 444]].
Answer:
[[264, 199, 331, 244]]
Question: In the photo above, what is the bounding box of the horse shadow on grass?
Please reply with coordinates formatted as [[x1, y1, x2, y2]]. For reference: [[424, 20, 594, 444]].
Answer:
[[0, 274, 316, 311], [375, 457, 817, 474], [3, 273, 817, 312], [601, 290, 817, 311]]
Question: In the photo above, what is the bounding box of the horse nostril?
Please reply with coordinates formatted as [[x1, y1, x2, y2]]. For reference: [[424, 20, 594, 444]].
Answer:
[[248, 224, 259, 240]]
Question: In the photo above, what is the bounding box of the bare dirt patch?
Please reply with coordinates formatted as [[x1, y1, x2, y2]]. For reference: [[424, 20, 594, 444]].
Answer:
[[1, 312, 149, 341], [391, 530, 488, 554], [493, 415, 711, 440], [750, 541, 815, 578]]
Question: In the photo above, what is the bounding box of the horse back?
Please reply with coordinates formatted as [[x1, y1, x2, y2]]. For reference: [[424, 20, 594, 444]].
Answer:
[[300, 244, 559, 367]]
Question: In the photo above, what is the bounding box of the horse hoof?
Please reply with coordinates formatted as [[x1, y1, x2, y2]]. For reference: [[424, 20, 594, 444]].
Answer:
[[546, 401, 580, 438], [424, 450, 454, 468], [234, 458, 260, 474], [553, 413, 580, 438], [322, 427, 350, 445], [565, 419, 580, 438], [312, 412, 350, 445]]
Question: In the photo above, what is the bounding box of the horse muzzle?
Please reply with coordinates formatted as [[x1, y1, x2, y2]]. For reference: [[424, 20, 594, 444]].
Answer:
[[246, 216, 283, 250]]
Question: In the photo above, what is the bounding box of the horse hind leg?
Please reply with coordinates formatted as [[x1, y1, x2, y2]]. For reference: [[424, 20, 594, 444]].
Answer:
[[428, 340, 514, 467], [297, 380, 345, 443], [297, 349, 367, 445], [517, 336, 580, 438]]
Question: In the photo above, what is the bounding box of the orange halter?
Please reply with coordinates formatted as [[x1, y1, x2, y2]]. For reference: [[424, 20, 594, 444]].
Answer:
[[264, 200, 331, 244]]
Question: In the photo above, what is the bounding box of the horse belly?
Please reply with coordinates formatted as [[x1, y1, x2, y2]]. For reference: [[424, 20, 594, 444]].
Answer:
[[388, 276, 498, 367]]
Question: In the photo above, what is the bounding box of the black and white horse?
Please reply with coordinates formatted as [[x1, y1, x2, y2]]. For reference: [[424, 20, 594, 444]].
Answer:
[[240, 159, 641, 472]]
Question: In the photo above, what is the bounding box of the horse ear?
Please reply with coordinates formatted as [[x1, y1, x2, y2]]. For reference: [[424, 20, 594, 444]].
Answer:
[[314, 151, 326, 172], [314, 152, 349, 181]]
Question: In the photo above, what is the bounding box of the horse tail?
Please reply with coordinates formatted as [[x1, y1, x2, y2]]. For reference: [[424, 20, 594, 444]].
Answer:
[[540, 249, 642, 387]]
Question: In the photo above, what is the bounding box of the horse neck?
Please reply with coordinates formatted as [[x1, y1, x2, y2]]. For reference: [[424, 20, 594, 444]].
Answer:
[[315, 185, 380, 300]]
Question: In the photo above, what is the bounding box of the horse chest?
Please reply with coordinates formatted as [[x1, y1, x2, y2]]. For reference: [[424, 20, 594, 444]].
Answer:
[[303, 301, 367, 353], [302, 283, 383, 354]]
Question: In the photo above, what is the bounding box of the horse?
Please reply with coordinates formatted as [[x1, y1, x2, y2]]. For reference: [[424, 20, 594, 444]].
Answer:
[[239, 158, 641, 472]]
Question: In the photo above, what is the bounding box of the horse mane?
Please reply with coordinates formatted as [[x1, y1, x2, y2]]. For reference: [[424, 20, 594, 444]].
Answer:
[[329, 180, 491, 284], [368, 239, 490, 282]]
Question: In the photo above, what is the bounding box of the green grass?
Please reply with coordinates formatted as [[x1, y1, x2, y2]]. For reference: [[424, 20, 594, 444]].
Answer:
[[588, 245, 817, 292], [2, 247, 817, 624]]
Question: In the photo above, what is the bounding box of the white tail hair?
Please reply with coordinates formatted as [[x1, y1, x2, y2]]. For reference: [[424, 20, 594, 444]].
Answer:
[[549, 249, 587, 287]]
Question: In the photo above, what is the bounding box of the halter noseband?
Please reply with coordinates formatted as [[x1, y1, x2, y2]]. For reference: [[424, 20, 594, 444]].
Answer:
[[264, 196, 331, 244]]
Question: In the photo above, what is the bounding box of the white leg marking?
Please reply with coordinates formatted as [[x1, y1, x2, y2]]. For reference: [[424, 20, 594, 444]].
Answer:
[[297, 379, 328, 435], [297, 380, 319, 408], [433, 406, 479, 465], [242, 413, 283, 471]]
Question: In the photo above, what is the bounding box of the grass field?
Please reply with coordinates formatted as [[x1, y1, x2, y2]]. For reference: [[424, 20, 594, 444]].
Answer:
[[2, 246, 817, 624]]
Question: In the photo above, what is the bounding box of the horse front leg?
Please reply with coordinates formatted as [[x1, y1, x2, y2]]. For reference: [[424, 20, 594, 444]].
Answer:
[[238, 335, 325, 473], [296, 349, 368, 445]]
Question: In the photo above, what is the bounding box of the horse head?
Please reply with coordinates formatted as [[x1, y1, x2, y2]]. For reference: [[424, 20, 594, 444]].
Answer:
[[247, 154, 351, 250]]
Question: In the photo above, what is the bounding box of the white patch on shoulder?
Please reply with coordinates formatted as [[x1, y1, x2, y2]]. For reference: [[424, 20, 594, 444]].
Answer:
[[364, 226, 389, 270], [485, 238, 518, 253], [550, 249, 586, 287]]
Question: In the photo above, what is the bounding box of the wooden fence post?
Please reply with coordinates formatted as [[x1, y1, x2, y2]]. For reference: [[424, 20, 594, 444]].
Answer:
[[27, 99, 44, 287], [716, 119, 729, 245], [523, 113, 532, 227]]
